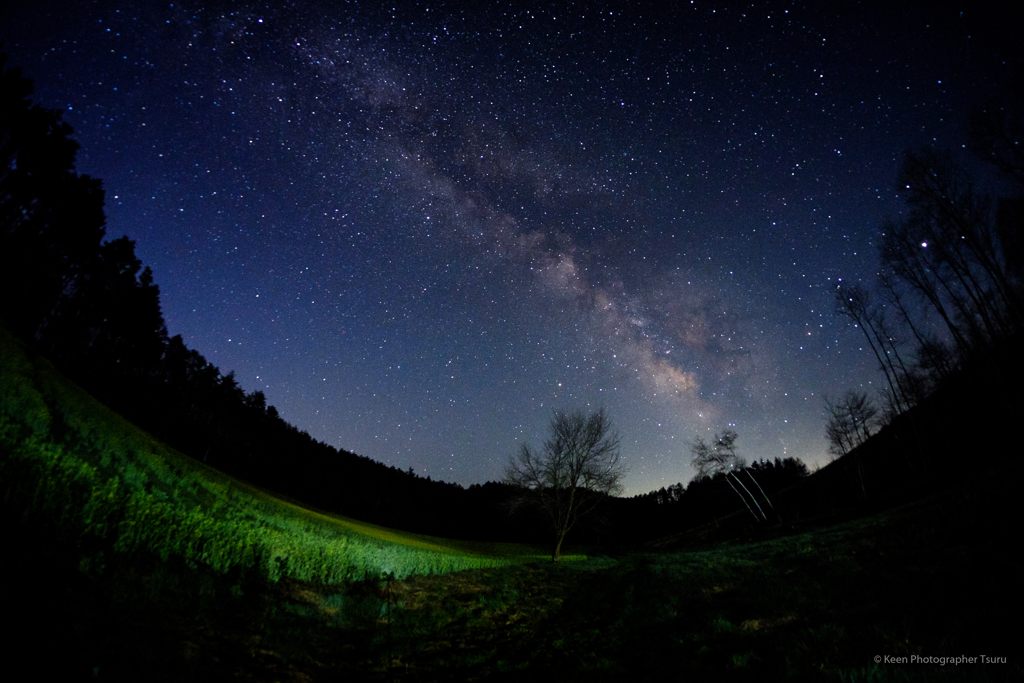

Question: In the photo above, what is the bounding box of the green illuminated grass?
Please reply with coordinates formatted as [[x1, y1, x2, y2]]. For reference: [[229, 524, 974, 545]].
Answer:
[[0, 326, 547, 584]]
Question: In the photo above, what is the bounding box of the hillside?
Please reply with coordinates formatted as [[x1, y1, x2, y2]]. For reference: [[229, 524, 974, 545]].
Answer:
[[0, 323, 550, 584], [2, 335, 1017, 679]]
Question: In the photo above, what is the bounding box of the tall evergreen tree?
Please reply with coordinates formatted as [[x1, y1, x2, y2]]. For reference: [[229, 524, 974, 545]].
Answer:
[[0, 53, 106, 342]]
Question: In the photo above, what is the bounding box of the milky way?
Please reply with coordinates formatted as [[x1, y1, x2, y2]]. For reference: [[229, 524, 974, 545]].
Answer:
[[2, 1, 1014, 493]]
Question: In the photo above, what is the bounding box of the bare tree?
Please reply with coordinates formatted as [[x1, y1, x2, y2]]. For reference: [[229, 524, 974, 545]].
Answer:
[[823, 391, 879, 461], [690, 430, 772, 522], [880, 148, 1023, 361], [877, 273, 958, 397], [823, 391, 880, 499], [835, 283, 914, 416], [504, 408, 625, 561]]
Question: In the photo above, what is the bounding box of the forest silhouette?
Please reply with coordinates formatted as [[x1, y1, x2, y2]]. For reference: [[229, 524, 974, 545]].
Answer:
[[2, 50, 1023, 548]]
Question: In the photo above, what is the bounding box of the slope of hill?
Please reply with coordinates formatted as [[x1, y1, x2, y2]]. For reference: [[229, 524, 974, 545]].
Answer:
[[0, 323, 547, 586]]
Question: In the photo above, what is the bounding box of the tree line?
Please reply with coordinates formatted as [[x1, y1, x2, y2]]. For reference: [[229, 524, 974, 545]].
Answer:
[[826, 69, 1023, 494], [12, 48, 1007, 549], [0, 55, 648, 548], [0, 53, 523, 541], [622, 452, 809, 537]]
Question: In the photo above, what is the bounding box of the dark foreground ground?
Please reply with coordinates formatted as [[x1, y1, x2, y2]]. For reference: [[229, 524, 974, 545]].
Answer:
[[3, 457, 1020, 682]]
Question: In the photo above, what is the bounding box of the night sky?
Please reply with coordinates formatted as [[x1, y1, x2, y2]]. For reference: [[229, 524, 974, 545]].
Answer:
[[2, 1, 1015, 495]]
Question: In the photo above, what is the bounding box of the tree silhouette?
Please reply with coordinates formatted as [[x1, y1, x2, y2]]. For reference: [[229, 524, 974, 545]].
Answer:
[[880, 148, 1021, 358], [0, 53, 107, 344], [823, 391, 879, 461], [829, 74, 1024, 477], [3, 52, 538, 540], [690, 430, 773, 522], [504, 408, 625, 561], [834, 282, 916, 417]]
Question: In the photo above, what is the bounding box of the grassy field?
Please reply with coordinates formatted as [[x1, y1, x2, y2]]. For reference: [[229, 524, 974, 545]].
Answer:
[[8, 461, 1013, 681], [283, 470, 1020, 681], [2, 324, 1019, 680], [0, 325, 553, 586]]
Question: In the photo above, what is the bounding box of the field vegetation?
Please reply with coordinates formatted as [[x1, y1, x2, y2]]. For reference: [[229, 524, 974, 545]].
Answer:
[[2, 322, 1018, 680], [0, 325, 549, 589]]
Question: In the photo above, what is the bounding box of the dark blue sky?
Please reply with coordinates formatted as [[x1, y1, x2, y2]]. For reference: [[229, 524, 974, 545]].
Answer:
[[2, 1, 1015, 494]]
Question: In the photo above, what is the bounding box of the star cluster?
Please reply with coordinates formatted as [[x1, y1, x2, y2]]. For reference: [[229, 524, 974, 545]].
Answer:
[[2, 1, 1014, 494]]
